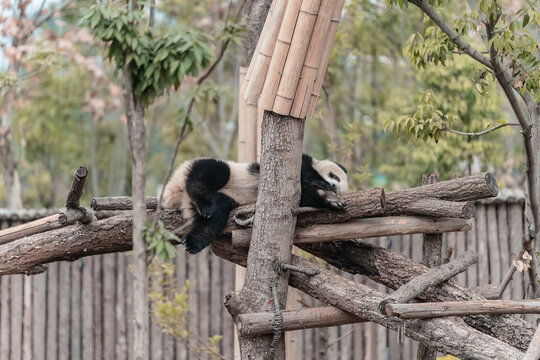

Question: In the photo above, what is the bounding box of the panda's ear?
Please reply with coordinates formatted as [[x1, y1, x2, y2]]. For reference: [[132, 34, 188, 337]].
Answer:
[[334, 162, 347, 174]]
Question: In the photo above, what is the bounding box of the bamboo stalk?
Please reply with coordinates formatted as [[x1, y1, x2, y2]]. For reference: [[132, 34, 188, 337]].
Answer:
[[244, 0, 289, 104], [306, 0, 346, 116], [386, 299, 540, 319], [237, 307, 365, 336], [232, 216, 473, 248], [273, 0, 322, 115], [290, 0, 336, 118], [258, 0, 304, 110]]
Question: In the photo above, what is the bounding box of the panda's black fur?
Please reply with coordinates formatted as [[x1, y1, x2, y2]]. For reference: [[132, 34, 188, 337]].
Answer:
[[162, 154, 348, 254]]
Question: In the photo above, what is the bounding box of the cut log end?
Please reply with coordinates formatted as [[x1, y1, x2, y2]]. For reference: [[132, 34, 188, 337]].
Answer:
[[75, 166, 88, 179], [485, 173, 499, 197]]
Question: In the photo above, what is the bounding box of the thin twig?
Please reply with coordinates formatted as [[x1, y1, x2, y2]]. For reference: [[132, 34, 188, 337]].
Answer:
[[443, 122, 521, 136]]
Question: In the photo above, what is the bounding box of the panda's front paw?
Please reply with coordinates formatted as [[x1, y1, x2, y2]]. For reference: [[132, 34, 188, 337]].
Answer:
[[316, 189, 347, 210], [195, 202, 215, 219]]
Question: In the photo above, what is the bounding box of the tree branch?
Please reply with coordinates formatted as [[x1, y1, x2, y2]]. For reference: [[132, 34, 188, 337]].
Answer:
[[409, 0, 493, 69], [443, 122, 521, 136]]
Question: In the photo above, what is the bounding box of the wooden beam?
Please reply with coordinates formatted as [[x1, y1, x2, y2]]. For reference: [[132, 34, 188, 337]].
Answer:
[[386, 299, 540, 319], [214, 241, 525, 360], [232, 216, 473, 248], [91, 196, 158, 211], [237, 307, 365, 336], [379, 250, 478, 315]]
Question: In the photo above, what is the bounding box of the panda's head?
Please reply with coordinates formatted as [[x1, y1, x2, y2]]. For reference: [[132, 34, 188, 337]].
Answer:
[[312, 159, 348, 194]]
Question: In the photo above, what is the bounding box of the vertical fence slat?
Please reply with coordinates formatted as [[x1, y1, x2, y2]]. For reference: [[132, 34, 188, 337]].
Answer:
[[82, 257, 95, 360], [58, 262, 71, 360], [509, 203, 525, 299], [476, 205, 490, 286], [71, 260, 82, 360], [94, 255, 103, 360], [176, 251, 188, 360], [198, 248, 211, 360], [126, 254, 134, 360], [466, 218, 479, 287], [210, 252, 222, 346], [455, 230, 467, 286], [221, 259, 235, 360], [376, 237, 388, 360], [116, 254, 128, 360], [103, 253, 117, 360], [22, 275, 32, 360], [47, 262, 59, 360], [188, 251, 199, 357], [32, 272, 46, 360], [497, 204, 511, 299], [10, 275, 24, 360], [0, 274, 10, 359], [487, 205, 502, 286]]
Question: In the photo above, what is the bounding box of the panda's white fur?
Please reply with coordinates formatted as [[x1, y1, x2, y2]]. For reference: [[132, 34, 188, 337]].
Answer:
[[162, 154, 348, 253]]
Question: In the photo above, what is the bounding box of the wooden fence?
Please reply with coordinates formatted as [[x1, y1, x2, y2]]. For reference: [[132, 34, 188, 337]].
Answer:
[[0, 200, 530, 359]]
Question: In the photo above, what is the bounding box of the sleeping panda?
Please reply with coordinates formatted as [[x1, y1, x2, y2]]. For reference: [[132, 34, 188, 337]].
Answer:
[[162, 154, 348, 254]]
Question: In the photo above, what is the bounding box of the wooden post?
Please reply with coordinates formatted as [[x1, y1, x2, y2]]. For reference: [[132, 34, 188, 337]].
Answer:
[[418, 172, 441, 360]]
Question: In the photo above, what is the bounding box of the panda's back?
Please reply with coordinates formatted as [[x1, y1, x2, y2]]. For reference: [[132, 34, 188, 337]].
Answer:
[[219, 161, 259, 205]]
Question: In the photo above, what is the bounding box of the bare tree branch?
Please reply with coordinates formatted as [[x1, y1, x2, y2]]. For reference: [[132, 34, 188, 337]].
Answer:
[[443, 122, 521, 136]]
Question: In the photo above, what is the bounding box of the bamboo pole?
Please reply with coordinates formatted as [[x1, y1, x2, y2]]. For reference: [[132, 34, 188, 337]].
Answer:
[[290, 0, 335, 118], [244, 0, 289, 104], [273, 0, 322, 115], [258, 0, 304, 110], [306, 0, 346, 116], [386, 299, 540, 319], [232, 216, 473, 248]]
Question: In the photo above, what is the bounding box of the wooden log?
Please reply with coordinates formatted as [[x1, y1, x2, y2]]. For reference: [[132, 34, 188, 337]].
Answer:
[[296, 240, 535, 350], [232, 187, 386, 227], [215, 242, 525, 359], [472, 284, 500, 300], [379, 250, 478, 315], [65, 166, 88, 209], [58, 208, 94, 225], [385, 173, 499, 207], [523, 324, 540, 360], [374, 198, 475, 219], [273, 0, 322, 115], [305, 0, 346, 116], [91, 196, 158, 211], [386, 299, 540, 319], [232, 216, 472, 248], [258, 0, 303, 110], [0, 214, 61, 244], [237, 307, 365, 336]]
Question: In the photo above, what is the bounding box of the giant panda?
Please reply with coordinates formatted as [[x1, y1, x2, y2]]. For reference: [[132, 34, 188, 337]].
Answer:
[[162, 154, 348, 254]]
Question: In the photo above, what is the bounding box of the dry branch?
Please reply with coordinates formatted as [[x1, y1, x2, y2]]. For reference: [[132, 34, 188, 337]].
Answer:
[[65, 167, 88, 209], [0, 214, 61, 245], [237, 307, 364, 336], [386, 299, 540, 319], [298, 240, 535, 350], [232, 216, 472, 248], [214, 240, 525, 359], [386, 199, 476, 218], [379, 250, 478, 315], [91, 196, 158, 211]]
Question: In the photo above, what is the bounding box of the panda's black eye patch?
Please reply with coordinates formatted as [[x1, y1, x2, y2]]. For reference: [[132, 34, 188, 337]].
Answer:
[[329, 172, 340, 182]]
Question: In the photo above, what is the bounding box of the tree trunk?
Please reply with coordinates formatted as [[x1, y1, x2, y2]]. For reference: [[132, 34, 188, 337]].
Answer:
[[0, 126, 23, 209], [226, 111, 304, 359], [241, 0, 272, 65], [123, 64, 149, 360]]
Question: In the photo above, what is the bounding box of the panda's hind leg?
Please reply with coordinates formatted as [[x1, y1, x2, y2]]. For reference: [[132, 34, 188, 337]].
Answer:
[[185, 159, 231, 218], [182, 192, 238, 254]]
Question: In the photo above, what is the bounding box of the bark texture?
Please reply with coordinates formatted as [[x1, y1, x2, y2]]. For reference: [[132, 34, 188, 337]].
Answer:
[[213, 240, 525, 359], [226, 111, 304, 359], [298, 240, 535, 350], [242, 0, 272, 65], [123, 62, 149, 360]]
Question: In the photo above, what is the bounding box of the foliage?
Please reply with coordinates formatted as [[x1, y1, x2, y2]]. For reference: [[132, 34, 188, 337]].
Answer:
[[148, 259, 222, 359], [142, 220, 178, 261], [82, 3, 214, 107]]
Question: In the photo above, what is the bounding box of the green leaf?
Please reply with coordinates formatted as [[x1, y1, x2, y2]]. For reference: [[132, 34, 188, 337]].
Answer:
[[523, 13, 530, 27]]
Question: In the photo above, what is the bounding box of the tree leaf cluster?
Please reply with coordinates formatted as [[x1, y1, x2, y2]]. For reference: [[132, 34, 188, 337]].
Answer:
[[81, 4, 214, 107], [142, 220, 179, 261]]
